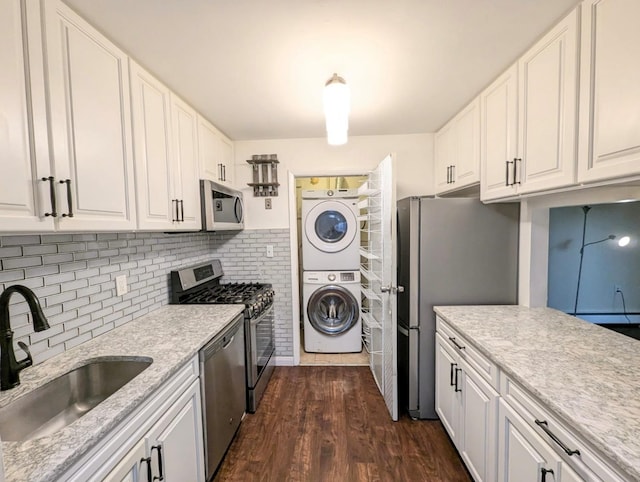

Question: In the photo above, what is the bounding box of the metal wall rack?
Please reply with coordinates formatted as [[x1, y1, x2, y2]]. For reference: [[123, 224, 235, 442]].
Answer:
[[247, 154, 280, 196]]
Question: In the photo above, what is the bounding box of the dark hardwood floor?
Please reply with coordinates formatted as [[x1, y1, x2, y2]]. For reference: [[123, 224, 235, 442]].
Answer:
[[214, 366, 471, 482]]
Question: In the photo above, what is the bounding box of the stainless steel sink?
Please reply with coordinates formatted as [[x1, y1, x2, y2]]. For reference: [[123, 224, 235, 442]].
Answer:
[[0, 357, 152, 441]]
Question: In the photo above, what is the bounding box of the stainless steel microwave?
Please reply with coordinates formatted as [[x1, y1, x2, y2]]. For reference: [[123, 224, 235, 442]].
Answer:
[[200, 180, 244, 231]]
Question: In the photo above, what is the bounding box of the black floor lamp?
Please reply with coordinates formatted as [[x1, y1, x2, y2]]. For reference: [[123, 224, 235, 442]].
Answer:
[[573, 206, 617, 316]]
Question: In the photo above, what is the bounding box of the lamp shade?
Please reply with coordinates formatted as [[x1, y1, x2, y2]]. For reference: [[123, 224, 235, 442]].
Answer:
[[324, 73, 350, 146]]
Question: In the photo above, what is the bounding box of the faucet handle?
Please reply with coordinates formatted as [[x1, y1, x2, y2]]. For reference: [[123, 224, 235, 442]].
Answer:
[[16, 341, 33, 369]]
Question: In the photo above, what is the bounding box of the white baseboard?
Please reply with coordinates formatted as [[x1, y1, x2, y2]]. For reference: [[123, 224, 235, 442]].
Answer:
[[274, 356, 295, 366]]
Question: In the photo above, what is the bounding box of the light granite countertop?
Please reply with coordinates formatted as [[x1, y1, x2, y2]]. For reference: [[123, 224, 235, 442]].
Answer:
[[434, 305, 640, 481], [0, 304, 244, 482]]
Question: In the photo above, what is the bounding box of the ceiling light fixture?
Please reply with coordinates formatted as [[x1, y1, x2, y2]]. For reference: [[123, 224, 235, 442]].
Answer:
[[323, 73, 350, 146]]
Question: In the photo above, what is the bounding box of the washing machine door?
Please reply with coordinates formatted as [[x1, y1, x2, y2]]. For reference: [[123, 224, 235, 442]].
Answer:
[[307, 285, 359, 336], [304, 200, 358, 253]]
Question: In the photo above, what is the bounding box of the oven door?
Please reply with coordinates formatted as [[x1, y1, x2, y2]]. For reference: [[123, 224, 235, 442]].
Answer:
[[247, 305, 275, 388]]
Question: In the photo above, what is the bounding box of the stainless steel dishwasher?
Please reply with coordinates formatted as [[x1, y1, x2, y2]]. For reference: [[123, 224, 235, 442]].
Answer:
[[199, 314, 246, 480]]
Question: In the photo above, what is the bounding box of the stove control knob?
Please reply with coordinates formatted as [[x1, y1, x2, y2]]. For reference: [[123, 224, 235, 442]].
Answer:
[[328, 274, 336, 282]]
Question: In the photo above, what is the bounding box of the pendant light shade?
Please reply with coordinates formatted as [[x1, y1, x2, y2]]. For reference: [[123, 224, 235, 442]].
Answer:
[[324, 73, 350, 146]]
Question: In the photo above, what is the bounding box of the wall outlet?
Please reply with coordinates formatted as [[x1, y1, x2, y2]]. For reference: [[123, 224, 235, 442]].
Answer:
[[116, 275, 128, 296], [265, 198, 272, 210], [266, 245, 274, 258]]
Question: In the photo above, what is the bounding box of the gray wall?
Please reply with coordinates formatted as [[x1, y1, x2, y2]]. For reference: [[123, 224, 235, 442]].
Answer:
[[0, 229, 292, 364], [547, 202, 640, 322]]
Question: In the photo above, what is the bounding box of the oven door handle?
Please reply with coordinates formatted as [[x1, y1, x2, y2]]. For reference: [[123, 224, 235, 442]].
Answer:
[[250, 305, 273, 326]]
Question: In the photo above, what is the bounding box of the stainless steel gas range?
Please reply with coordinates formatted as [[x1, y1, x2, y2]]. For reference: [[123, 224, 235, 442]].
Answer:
[[170, 260, 275, 413]]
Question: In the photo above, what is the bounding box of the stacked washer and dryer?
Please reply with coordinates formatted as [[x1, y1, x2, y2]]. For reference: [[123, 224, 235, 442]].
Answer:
[[301, 189, 362, 353]]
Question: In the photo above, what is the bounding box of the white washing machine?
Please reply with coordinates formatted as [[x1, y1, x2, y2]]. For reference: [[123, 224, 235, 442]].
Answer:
[[303, 270, 361, 353], [301, 189, 360, 271]]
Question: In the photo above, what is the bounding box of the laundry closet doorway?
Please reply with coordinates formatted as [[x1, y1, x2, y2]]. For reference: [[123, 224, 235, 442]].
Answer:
[[295, 175, 368, 367]]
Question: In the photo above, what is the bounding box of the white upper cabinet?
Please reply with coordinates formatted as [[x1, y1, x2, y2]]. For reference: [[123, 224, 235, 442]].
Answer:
[[516, 8, 579, 195], [435, 98, 480, 195], [170, 94, 201, 230], [129, 61, 174, 230], [130, 61, 201, 230], [480, 7, 579, 200], [435, 121, 455, 192], [39, 0, 136, 231], [0, 0, 54, 231], [480, 65, 519, 201], [197, 115, 234, 187], [578, 0, 640, 183], [453, 98, 481, 188]]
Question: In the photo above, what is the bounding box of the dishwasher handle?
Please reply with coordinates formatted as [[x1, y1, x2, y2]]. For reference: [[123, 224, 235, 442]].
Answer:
[[200, 314, 243, 360], [222, 335, 235, 349]]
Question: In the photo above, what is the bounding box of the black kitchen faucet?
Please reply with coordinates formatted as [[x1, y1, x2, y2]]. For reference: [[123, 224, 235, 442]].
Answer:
[[0, 285, 50, 390]]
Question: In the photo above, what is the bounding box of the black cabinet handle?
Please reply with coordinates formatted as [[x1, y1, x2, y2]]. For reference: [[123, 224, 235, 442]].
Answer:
[[535, 420, 580, 456], [141, 457, 153, 482], [41, 176, 57, 217], [451, 164, 455, 183], [151, 444, 164, 481], [541, 467, 554, 482], [505, 160, 514, 186], [448, 337, 465, 351], [218, 163, 223, 181], [514, 158, 522, 185], [179, 199, 184, 222], [450, 362, 457, 386], [454, 367, 462, 392], [222, 164, 226, 181], [59, 179, 73, 217], [171, 199, 178, 222]]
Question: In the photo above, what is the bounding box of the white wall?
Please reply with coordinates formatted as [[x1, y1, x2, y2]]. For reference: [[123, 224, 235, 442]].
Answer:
[[233, 133, 434, 229]]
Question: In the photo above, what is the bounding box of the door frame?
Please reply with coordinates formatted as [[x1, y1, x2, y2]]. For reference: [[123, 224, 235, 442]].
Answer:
[[287, 170, 368, 366]]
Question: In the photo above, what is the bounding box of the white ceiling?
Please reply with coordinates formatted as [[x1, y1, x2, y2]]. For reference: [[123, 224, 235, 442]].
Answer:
[[64, 0, 580, 141]]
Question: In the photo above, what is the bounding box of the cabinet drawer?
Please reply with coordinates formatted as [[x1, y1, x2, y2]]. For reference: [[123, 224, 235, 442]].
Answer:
[[437, 317, 499, 390], [500, 374, 628, 482]]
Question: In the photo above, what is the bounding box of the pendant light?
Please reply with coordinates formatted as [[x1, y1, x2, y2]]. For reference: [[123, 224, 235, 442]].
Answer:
[[323, 73, 350, 146]]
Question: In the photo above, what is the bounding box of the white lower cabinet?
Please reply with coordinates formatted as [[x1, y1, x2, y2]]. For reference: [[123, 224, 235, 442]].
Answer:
[[144, 379, 205, 482], [435, 330, 498, 482], [64, 357, 205, 482], [103, 439, 147, 482], [436, 317, 627, 482], [498, 399, 581, 482]]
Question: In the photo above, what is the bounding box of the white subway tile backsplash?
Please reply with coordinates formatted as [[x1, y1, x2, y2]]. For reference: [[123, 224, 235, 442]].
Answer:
[[0, 229, 294, 364]]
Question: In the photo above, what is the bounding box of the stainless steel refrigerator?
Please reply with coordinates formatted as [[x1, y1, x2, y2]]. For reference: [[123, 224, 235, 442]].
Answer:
[[397, 197, 519, 419]]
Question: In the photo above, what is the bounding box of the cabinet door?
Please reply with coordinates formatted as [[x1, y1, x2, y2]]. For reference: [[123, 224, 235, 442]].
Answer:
[[43, 0, 136, 231], [434, 122, 454, 193], [460, 361, 498, 482], [197, 115, 221, 182], [435, 333, 462, 444], [498, 399, 563, 482], [480, 64, 519, 201], [103, 438, 148, 482], [146, 380, 205, 482], [578, 0, 640, 182], [0, 0, 54, 231], [170, 95, 201, 229], [453, 98, 480, 188], [130, 61, 174, 230], [197, 115, 234, 186], [517, 8, 579, 194], [219, 134, 235, 186]]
